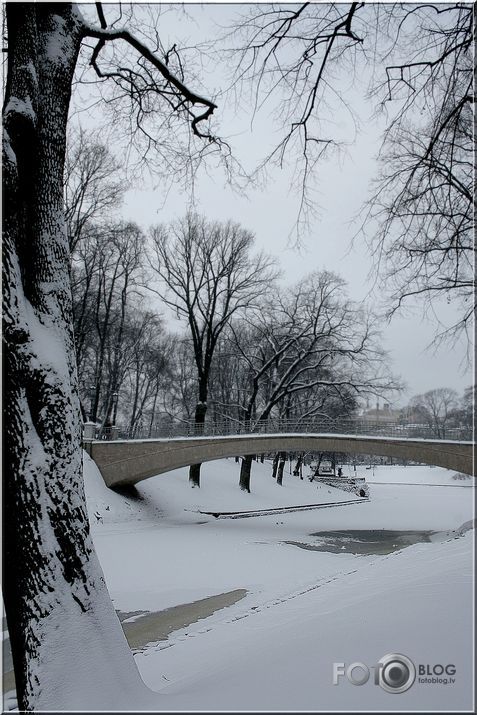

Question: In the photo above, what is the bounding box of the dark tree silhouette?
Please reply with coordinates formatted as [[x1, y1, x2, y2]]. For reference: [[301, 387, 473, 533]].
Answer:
[[227, 2, 366, 241], [227, 3, 474, 343], [364, 3, 474, 349]]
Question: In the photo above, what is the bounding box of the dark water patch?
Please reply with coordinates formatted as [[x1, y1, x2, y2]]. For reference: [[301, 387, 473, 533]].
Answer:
[[2, 591, 247, 697], [284, 529, 436, 555], [117, 588, 247, 651]]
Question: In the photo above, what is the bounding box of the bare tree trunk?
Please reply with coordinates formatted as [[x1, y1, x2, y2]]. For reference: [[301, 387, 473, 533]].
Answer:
[[293, 453, 303, 476], [128, 354, 142, 436], [91, 257, 121, 422], [147, 381, 160, 437], [276, 452, 286, 485], [239, 454, 253, 492], [2, 5, 148, 709], [189, 394, 207, 486], [314, 453, 324, 476], [271, 453, 279, 479]]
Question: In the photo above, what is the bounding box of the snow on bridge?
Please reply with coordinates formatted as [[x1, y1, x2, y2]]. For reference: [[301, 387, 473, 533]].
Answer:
[[84, 431, 474, 488]]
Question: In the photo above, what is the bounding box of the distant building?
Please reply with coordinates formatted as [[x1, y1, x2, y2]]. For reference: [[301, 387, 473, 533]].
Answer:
[[359, 400, 422, 424]]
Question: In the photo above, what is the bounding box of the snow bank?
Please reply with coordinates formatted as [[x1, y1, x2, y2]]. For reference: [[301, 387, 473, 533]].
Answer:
[[82, 454, 474, 710], [83, 450, 163, 525]]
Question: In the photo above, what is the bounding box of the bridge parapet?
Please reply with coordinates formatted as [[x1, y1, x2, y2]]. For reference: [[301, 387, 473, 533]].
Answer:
[[89, 418, 473, 443]]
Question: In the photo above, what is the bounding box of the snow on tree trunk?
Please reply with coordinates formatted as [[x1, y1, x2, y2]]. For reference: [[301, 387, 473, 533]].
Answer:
[[2, 5, 156, 709]]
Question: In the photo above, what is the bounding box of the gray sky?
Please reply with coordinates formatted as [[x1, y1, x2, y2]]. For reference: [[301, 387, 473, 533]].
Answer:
[[74, 2, 473, 404]]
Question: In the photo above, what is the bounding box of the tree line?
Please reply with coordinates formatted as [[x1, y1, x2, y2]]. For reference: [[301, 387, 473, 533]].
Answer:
[[68, 132, 472, 491], [67, 131, 403, 489], [406, 385, 474, 440]]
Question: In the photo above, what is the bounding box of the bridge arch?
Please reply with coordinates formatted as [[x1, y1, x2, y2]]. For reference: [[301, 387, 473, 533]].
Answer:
[[86, 433, 474, 488]]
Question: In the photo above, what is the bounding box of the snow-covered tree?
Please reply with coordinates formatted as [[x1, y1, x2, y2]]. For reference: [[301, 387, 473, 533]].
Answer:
[[222, 271, 399, 492], [2, 3, 220, 709]]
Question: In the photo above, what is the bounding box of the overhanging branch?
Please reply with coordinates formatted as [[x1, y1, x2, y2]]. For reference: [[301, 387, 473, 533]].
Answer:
[[83, 4, 218, 142]]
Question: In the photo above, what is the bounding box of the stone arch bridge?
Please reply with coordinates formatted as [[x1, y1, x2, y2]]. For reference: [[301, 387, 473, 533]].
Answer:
[[85, 433, 474, 488]]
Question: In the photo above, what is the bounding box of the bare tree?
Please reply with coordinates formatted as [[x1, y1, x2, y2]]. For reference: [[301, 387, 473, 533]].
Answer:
[[149, 213, 277, 486], [2, 3, 222, 709], [226, 2, 366, 241], [410, 387, 459, 439], [227, 3, 474, 343], [208, 335, 245, 424], [119, 311, 172, 437], [364, 4, 474, 348], [223, 271, 400, 492], [460, 385, 475, 434], [71, 227, 102, 377], [71, 221, 144, 431], [160, 337, 199, 424], [64, 128, 124, 252]]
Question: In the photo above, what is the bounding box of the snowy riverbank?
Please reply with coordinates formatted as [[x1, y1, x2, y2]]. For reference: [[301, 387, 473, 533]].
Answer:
[[3, 455, 474, 711], [87, 454, 474, 711]]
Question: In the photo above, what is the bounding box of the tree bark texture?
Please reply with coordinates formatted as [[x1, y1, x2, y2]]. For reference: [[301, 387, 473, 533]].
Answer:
[[2, 5, 149, 709]]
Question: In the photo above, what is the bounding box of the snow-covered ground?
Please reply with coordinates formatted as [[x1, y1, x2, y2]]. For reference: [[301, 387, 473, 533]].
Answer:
[[81, 454, 474, 711]]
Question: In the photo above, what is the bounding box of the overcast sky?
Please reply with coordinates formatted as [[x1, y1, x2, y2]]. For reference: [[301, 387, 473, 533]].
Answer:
[[74, 2, 473, 405]]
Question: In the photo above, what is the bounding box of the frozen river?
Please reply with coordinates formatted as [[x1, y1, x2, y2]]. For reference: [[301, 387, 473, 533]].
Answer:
[[3, 458, 474, 711]]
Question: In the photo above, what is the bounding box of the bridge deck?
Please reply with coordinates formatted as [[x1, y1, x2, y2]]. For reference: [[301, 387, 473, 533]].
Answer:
[[85, 432, 475, 487]]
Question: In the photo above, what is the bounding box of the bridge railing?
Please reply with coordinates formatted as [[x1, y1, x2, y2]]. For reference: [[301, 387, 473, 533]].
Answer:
[[89, 418, 473, 442]]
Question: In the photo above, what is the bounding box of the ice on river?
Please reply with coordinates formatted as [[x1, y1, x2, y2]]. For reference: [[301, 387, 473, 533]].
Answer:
[[81, 454, 474, 711]]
